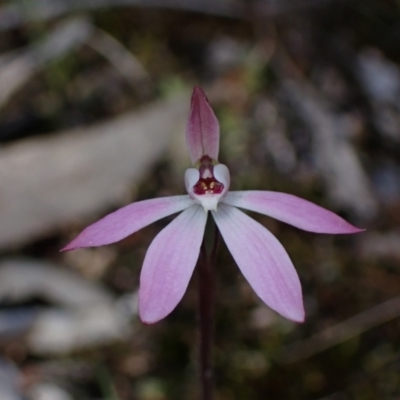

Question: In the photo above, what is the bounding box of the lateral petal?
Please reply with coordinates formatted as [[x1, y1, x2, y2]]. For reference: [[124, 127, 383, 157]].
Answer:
[[222, 191, 363, 234], [212, 204, 304, 322], [139, 205, 207, 324], [186, 87, 220, 163], [62, 196, 194, 250]]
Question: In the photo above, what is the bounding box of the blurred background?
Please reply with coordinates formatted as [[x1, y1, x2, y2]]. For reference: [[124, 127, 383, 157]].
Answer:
[[0, 0, 399, 399]]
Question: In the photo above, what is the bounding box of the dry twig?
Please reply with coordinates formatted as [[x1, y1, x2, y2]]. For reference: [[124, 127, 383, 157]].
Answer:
[[277, 296, 400, 364]]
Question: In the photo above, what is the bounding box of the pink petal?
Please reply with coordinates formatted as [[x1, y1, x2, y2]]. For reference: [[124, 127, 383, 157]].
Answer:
[[212, 204, 304, 322], [222, 191, 363, 234], [62, 196, 194, 250], [186, 87, 220, 163], [139, 205, 207, 324]]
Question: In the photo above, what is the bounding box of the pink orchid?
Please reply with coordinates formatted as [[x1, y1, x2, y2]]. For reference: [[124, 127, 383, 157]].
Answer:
[[63, 87, 362, 324]]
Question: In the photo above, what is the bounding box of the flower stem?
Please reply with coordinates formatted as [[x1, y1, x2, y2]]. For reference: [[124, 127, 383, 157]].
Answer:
[[198, 225, 220, 400]]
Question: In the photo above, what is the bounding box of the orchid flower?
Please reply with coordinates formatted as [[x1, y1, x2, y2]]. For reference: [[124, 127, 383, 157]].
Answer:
[[62, 87, 362, 324]]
